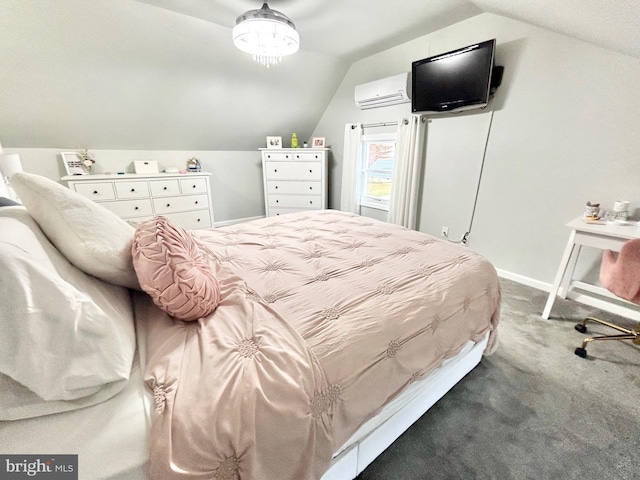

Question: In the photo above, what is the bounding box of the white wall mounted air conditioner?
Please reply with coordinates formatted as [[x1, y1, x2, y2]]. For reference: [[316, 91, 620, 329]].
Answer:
[[354, 72, 412, 110]]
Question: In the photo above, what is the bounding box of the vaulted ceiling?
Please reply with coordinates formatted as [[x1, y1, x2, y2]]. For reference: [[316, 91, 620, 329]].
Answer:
[[0, 0, 637, 151], [136, 0, 640, 61]]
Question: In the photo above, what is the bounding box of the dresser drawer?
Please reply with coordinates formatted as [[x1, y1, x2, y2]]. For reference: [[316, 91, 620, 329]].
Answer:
[[262, 152, 294, 161], [114, 181, 149, 199], [153, 194, 209, 214], [101, 199, 154, 218], [74, 182, 116, 201], [164, 209, 212, 230], [264, 161, 322, 180], [150, 179, 180, 196], [268, 194, 321, 209], [179, 177, 208, 194], [291, 152, 324, 161], [266, 181, 321, 195]]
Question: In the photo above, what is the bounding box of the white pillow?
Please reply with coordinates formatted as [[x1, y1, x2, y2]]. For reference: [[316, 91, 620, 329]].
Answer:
[[0, 206, 136, 420], [10, 172, 140, 290]]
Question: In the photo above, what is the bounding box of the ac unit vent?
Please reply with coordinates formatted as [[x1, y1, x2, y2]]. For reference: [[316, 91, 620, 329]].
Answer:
[[354, 73, 412, 110]]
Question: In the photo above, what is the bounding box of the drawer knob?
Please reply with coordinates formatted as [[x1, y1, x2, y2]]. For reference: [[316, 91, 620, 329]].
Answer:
[[134, 206, 139, 210], [166, 203, 170, 207], [274, 169, 278, 173], [195, 201, 199, 205], [197, 218, 201, 222], [309, 169, 312, 173], [276, 200, 279, 203], [275, 186, 278, 189], [163, 187, 167, 190], [192, 185, 196, 188], [310, 200, 313, 204], [93, 190, 98, 195], [130, 188, 135, 192], [309, 186, 313, 190]]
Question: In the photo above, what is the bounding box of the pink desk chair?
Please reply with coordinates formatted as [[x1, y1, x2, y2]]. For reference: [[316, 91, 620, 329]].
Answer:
[[574, 238, 640, 358]]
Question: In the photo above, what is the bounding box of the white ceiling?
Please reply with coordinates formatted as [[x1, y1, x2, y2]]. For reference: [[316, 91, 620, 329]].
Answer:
[[134, 0, 640, 61]]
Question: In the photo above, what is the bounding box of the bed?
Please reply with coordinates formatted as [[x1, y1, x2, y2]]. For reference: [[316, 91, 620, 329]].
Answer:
[[0, 172, 500, 479]]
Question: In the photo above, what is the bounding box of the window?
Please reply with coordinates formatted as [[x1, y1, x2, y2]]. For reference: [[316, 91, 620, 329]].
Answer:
[[360, 133, 396, 211]]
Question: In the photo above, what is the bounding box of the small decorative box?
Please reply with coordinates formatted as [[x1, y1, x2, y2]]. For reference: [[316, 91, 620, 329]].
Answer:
[[134, 160, 159, 174]]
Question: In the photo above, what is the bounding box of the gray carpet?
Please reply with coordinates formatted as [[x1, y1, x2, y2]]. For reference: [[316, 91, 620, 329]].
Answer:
[[357, 278, 640, 480]]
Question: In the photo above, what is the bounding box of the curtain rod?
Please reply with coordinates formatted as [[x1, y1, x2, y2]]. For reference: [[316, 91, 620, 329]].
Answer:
[[350, 119, 413, 130], [361, 121, 398, 128]]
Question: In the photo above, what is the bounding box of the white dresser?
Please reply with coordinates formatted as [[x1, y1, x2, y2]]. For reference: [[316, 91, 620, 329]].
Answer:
[[261, 148, 328, 217], [62, 172, 214, 230]]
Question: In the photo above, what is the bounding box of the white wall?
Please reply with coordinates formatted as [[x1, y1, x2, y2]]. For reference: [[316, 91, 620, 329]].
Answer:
[[419, 112, 493, 242], [313, 13, 640, 288], [3, 148, 265, 222]]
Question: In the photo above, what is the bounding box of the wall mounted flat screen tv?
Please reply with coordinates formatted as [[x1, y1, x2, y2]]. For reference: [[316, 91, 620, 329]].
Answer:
[[412, 39, 496, 114]]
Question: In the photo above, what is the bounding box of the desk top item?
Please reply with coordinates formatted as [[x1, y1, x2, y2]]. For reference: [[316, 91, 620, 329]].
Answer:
[[582, 201, 601, 221], [582, 200, 636, 226]]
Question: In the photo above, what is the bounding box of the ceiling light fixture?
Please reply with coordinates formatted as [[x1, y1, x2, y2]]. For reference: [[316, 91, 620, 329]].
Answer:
[[232, 2, 300, 67]]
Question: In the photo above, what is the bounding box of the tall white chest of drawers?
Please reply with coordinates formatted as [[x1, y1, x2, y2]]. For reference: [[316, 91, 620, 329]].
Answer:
[[261, 148, 328, 217], [62, 172, 214, 230]]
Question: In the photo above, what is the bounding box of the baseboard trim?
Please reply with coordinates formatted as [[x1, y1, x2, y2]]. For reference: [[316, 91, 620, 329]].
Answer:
[[214, 215, 264, 228], [495, 268, 551, 293]]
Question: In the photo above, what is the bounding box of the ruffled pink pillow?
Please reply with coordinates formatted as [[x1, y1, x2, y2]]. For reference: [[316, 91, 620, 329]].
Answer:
[[132, 217, 220, 321]]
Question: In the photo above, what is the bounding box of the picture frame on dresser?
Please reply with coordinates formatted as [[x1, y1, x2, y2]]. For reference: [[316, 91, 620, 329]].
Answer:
[[312, 137, 326, 148], [266, 136, 282, 149], [60, 152, 87, 175]]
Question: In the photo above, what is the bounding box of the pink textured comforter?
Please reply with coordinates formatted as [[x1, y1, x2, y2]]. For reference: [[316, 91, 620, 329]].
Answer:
[[143, 210, 500, 479]]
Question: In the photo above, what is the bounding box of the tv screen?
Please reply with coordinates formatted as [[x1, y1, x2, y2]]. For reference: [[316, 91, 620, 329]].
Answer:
[[411, 39, 496, 114]]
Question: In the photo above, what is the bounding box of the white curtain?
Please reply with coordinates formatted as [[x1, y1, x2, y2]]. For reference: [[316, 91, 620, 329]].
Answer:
[[388, 115, 427, 229], [340, 123, 362, 214]]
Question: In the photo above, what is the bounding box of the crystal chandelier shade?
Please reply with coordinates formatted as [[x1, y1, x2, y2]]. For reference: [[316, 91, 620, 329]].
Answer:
[[232, 3, 300, 67]]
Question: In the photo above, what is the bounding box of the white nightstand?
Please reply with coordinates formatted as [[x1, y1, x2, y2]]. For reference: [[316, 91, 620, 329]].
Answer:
[[61, 172, 214, 230]]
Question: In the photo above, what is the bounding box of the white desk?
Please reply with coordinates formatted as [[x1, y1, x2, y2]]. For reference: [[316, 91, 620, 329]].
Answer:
[[542, 217, 640, 321]]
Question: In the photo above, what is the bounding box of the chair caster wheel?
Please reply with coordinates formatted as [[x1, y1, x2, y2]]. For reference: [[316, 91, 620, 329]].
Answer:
[[575, 324, 587, 333], [575, 347, 587, 358]]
